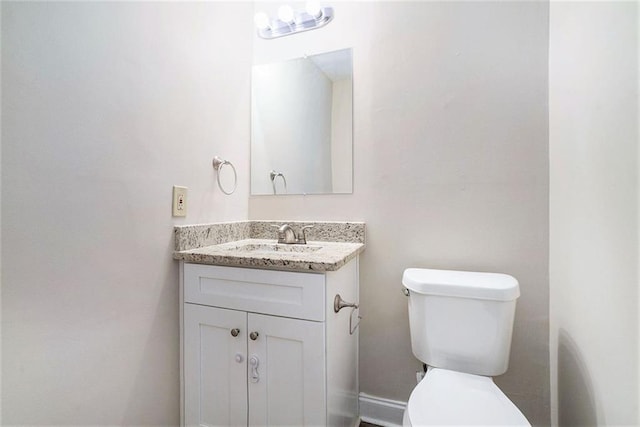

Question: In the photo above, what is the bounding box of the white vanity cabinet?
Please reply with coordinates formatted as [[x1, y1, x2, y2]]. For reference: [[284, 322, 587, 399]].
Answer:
[[180, 258, 359, 427]]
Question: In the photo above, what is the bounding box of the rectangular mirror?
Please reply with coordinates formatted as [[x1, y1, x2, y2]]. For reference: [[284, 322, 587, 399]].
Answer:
[[251, 48, 353, 195]]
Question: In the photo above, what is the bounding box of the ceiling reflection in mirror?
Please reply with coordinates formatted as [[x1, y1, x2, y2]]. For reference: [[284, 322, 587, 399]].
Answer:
[[251, 48, 353, 195]]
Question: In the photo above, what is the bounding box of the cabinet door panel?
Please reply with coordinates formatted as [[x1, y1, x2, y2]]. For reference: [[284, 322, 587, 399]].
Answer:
[[184, 304, 247, 427], [248, 314, 326, 426]]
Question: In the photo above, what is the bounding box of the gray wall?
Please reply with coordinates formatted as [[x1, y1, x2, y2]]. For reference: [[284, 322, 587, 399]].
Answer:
[[249, 2, 550, 424], [549, 2, 639, 425], [1, 2, 252, 424]]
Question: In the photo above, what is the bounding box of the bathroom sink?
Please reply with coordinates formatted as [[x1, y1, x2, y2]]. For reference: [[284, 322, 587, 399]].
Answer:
[[174, 227, 365, 271], [224, 243, 323, 254]]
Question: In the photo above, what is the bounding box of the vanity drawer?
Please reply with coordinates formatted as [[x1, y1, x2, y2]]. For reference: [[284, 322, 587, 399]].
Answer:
[[183, 263, 325, 321]]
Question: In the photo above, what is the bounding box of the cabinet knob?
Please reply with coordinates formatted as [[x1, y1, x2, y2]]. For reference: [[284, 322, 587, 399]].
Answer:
[[235, 353, 244, 363], [249, 331, 259, 340], [230, 328, 240, 337]]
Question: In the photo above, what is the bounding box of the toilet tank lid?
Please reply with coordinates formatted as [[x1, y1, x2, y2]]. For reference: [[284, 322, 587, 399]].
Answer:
[[402, 268, 520, 301]]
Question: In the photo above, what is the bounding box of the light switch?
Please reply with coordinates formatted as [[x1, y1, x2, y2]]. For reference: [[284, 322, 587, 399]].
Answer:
[[172, 186, 187, 217]]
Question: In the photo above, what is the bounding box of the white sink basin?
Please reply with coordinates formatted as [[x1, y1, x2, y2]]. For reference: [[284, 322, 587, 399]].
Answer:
[[224, 243, 323, 254]]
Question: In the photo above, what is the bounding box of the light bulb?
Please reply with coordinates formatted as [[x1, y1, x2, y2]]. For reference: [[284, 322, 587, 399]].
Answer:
[[278, 5, 295, 23], [306, 1, 322, 18], [254, 12, 270, 30]]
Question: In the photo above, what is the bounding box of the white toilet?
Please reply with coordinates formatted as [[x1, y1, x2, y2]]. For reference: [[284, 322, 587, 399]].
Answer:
[[402, 268, 530, 426]]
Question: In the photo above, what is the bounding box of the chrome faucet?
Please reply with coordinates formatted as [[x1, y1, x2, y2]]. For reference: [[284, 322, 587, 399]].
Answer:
[[275, 224, 314, 244], [277, 224, 297, 244]]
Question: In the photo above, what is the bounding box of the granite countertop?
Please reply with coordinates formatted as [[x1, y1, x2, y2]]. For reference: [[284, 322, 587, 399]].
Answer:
[[173, 221, 365, 272]]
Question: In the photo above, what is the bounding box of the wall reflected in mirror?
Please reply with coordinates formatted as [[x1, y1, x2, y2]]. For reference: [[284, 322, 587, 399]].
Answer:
[[251, 48, 353, 195]]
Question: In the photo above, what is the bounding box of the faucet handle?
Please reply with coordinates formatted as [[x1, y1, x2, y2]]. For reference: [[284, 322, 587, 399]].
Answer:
[[298, 225, 314, 244]]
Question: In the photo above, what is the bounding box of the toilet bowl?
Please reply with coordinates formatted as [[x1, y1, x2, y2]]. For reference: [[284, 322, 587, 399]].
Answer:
[[402, 268, 530, 426], [403, 368, 529, 426]]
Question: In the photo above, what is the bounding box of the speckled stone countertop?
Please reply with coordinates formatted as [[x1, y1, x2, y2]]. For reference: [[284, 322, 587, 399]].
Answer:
[[173, 221, 365, 272]]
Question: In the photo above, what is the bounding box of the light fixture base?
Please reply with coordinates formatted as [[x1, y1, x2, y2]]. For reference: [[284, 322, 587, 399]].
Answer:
[[256, 6, 334, 40]]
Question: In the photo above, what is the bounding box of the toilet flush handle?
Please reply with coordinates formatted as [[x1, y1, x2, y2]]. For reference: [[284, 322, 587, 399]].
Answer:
[[402, 287, 410, 297]]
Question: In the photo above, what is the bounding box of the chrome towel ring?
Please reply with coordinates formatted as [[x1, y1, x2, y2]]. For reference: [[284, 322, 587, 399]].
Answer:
[[333, 294, 361, 335], [212, 156, 237, 195]]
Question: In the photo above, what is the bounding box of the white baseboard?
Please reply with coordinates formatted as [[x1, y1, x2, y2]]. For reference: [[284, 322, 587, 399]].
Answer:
[[359, 392, 407, 427]]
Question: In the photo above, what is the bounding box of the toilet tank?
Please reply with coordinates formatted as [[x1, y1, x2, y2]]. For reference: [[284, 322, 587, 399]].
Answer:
[[402, 268, 520, 376]]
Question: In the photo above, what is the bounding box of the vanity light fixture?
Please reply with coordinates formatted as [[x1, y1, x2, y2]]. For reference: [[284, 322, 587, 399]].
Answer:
[[254, 1, 334, 39]]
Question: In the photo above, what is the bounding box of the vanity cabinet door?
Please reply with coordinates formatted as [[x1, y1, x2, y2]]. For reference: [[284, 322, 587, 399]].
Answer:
[[184, 304, 248, 427], [247, 313, 326, 426]]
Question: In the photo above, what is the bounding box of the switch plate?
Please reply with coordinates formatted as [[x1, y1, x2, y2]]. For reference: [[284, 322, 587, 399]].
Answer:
[[172, 186, 187, 217]]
